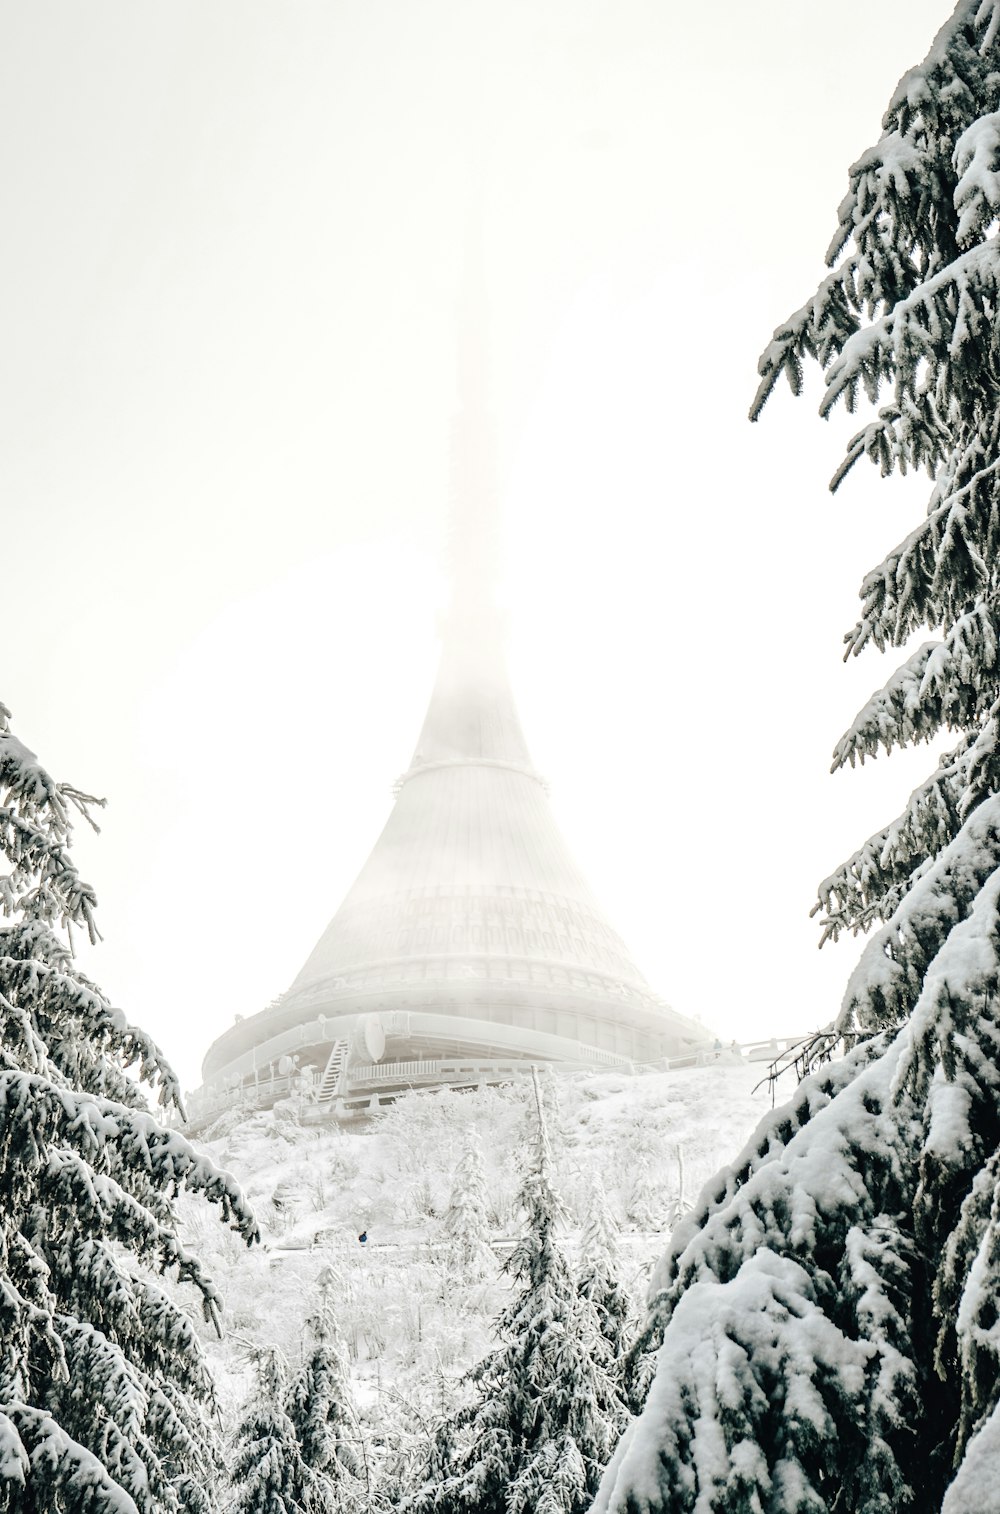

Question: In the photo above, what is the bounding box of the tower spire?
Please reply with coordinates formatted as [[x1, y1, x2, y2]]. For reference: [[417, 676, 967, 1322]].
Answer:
[[447, 196, 501, 629], [403, 200, 530, 777]]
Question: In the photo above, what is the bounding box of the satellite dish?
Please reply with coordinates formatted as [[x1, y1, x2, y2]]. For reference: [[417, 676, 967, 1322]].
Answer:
[[361, 1016, 386, 1063]]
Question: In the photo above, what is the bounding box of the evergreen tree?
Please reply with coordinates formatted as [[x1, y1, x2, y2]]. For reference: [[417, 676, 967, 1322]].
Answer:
[[405, 1070, 627, 1514], [623, 1156, 666, 1232], [0, 703, 258, 1514], [577, 1176, 633, 1365], [285, 1267, 363, 1508], [442, 1134, 494, 1279], [231, 1347, 318, 1514], [596, 5, 1000, 1510]]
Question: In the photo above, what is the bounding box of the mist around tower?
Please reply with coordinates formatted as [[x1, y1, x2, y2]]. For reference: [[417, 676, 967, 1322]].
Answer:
[[188, 207, 725, 1136], [6, 2, 998, 1512]]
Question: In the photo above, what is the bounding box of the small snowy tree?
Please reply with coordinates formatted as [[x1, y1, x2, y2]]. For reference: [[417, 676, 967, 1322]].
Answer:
[[0, 703, 257, 1514], [623, 1156, 666, 1232], [597, 5, 1000, 1511], [577, 1176, 633, 1366], [231, 1347, 318, 1514], [404, 1069, 627, 1514], [441, 1133, 494, 1279], [286, 1267, 363, 1507]]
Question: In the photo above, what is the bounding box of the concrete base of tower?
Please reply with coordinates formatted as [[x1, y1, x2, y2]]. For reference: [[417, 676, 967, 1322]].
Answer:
[[183, 1000, 716, 1132]]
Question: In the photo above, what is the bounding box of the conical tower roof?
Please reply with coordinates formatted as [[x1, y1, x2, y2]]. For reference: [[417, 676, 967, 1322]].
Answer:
[[282, 621, 651, 1009], [199, 224, 707, 1094], [274, 219, 656, 1025]]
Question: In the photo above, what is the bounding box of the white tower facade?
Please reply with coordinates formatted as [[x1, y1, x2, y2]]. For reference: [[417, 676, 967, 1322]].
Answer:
[[192, 236, 709, 1122]]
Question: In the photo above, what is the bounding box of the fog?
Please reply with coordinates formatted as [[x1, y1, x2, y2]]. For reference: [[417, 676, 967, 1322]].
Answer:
[[2, 0, 950, 1088]]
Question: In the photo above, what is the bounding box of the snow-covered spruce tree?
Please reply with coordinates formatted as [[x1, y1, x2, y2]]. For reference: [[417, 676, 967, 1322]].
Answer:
[[285, 1267, 363, 1508], [577, 1176, 633, 1367], [442, 1133, 494, 1279], [404, 1070, 627, 1514], [231, 1347, 320, 1514], [623, 1157, 666, 1233], [597, 6, 1000, 1511], [0, 703, 258, 1514]]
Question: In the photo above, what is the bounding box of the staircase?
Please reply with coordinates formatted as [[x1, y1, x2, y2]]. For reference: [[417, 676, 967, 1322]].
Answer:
[[316, 1039, 350, 1106]]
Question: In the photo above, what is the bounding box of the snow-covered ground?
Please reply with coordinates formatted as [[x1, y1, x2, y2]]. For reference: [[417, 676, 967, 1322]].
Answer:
[[180, 1059, 772, 1434]]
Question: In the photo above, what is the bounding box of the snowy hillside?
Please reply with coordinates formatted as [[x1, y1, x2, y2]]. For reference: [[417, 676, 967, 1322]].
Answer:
[[179, 1061, 771, 1453]]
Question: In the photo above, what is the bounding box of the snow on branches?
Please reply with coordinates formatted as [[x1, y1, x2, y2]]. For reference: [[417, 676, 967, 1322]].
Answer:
[[405, 1072, 627, 1514], [0, 702, 258, 1513], [600, 851, 1000, 1509], [597, 3, 1000, 1509], [443, 1133, 495, 1279]]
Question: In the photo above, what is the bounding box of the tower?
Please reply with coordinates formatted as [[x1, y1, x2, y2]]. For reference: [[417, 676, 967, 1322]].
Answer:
[[192, 237, 709, 1123]]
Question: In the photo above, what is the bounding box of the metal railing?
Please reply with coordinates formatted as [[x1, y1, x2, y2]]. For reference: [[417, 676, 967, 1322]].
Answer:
[[176, 1034, 787, 1134]]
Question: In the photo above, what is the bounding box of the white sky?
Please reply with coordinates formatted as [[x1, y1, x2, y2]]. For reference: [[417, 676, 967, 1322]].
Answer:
[[2, 0, 953, 1089]]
